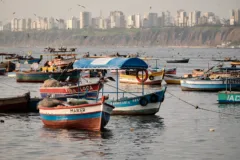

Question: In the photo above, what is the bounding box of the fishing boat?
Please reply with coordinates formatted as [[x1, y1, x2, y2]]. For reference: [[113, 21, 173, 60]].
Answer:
[[218, 91, 240, 104], [231, 61, 240, 66], [73, 57, 167, 115], [39, 79, 103, 99], [0, 68, 6, 75], [16, 69, 79, 83], [18, 55, 43, 64], [212, 57, 237, 62], [0, 92, 30, 112], [0, 53, 16, 72], [46, 54, 76, 68], [119, 69, 165, 85], [164, 75, 185, 84], [181, 77, 240, 91], [166, 58, 189, 63], [38, 96, 114, 131]]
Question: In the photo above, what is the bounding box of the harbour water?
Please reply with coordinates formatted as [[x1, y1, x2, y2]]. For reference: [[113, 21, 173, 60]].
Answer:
[[1, 47, 240, 160]]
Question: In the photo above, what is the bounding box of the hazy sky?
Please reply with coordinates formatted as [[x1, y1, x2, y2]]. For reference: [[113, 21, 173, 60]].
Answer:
[[0, 0, 239, 22]]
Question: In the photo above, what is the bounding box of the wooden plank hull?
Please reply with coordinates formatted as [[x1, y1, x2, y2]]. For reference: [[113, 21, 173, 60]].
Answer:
[[0, 68, 6, 75], [181, 79, 240, 91], [119, 70, 164, 85], [39, 102, 114, 131], [40, 82, 102, 99], [0, 92, 30, 112], [18, 58, 42, 64], [16, 70, 79, 83], [107, 86, 167, 115], [218, 91, 240, 104]]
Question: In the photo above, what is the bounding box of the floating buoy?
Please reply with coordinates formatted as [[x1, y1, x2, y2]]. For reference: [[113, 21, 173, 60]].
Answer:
[[0, 120, 4, 123], [209, 128, 215, 132], [130, 128, 134, 132]]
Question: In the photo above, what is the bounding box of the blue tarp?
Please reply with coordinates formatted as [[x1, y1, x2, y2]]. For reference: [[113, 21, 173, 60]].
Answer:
[[73, 58, 148, 69]]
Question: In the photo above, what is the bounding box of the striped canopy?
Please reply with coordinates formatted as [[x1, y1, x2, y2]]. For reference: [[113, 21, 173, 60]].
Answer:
[[73, 58, 148, 70]]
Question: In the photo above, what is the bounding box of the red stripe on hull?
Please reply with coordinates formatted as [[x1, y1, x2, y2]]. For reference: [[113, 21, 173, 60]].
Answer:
[[40, 83, 101, 94], [41, 118, 101, 131]]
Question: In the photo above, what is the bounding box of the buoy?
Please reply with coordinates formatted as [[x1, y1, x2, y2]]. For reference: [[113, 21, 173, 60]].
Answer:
[[209, 128, 215, 132], [0, 120, 4, 123], [130, 128, 134, 132]]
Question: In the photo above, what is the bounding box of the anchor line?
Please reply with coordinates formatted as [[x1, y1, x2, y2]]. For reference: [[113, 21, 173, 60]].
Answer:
[[1, 82, 37, 92], [166, 91, 240, 117]]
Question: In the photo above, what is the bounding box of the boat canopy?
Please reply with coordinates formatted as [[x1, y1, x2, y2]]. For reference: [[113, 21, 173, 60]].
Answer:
[[73, 58, 148, 70]]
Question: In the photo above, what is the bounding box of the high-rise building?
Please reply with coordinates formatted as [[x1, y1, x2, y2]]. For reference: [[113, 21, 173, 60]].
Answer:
[[165, 11, 172, 26], [127, 14, 141, 28], [58, 19, 65, 29], [67, 16, 78, 29], [203, 12, 215, 18], [26, 18, 32, 30], [18, 19, 26, 31], [11, 18, 18, 31], [188, 11, 201, 26], [48, 17, 55, 29], [109, 11, 125, 28], [80, 12, 92, 28], [148, 13, 158, 27], [234, 9, 240, 24], [0, 21, 3, 31], [178, 11, 187, 27]]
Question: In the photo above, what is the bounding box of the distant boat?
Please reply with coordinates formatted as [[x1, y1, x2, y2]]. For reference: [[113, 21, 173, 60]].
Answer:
[[18, 55, 42, 64], [0, 92, 30, 112], [212, 57, 238, 62], [181, 78, 240, 91], [166, 58, 189, 63], [164, 75, 185, 85], [16, 69, 79, 83]]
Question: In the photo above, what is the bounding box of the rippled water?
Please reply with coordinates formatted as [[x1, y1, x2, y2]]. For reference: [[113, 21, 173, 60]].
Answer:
[[1, 47, 240, 160]]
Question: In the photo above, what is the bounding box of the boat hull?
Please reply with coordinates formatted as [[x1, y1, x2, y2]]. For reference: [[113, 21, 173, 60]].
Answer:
[[0, 68, 6, 75], [164, 75, 182, 84], [167, 59, 189, 63], [0, 92, 30, 112], [16, 70, 79, 83], [18, 58, 41, 64], [218, 91, 240, 104], [39, 102, 114, 131], [181, 79, 240, 91], [119, 70, 164, 85], [107, 86, 167, 115], [40, 82, 102, 99]]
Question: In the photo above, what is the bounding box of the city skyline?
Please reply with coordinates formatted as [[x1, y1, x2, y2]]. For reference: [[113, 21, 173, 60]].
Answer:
[[0, 0, 239, 22]]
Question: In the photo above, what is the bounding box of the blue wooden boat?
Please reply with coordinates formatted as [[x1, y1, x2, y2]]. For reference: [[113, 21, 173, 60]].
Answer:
[[18, 55, 43, 64], [16, 69, 79, 83], [0, 68, 6, 75], [181, 77, 240, 91], [218, 91, 240, 104], [73, 57, 167, 115], [38, 96, 114, 131]]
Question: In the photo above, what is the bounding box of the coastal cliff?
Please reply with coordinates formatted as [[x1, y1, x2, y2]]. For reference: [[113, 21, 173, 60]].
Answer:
[[0, 26, 240, 47]]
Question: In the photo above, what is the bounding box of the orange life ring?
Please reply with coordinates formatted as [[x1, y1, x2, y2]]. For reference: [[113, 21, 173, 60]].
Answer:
[[136, 69, 148, 83]]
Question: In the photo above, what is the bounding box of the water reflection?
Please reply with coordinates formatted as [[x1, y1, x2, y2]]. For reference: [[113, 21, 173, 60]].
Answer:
[[40, 127, 114, 142]]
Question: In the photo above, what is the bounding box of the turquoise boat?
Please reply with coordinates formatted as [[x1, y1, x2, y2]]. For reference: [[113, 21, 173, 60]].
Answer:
[[73, 57, 167, 115], [16, 70, 79, 83], [218, 91, 240, 104]]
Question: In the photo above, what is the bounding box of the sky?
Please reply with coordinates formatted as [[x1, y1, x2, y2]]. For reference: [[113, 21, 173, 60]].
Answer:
[[0, 0, 239, 23]]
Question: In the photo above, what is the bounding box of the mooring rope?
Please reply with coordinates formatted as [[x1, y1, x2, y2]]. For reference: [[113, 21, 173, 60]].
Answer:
[[166, 91, 240, 116]]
